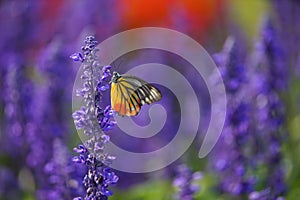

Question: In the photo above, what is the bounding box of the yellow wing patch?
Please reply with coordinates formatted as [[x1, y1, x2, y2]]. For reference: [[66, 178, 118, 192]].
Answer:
[[111, 77, 141, 116]]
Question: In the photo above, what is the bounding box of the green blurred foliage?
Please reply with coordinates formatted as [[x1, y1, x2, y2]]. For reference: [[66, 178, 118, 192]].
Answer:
[[110, 180, 173, 200], [110, 174, 220, 200], [228, 0, 271, 39], [285, 79, 300, 200]]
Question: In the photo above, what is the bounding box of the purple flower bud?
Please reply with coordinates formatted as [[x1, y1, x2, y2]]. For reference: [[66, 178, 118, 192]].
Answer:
[[101, 135, 110, 144], [70, 53, 84, 62], [72, 156, 82, 163], [99, 84, 110, 91]]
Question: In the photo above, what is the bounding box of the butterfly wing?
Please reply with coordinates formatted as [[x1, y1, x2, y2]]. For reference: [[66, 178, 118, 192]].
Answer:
[[134, 83, 162, 105], [111, 75, 162, 116], [111, 76, 142, 116]]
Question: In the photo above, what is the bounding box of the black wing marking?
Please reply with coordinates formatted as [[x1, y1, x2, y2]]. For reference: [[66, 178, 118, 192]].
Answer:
[[135, 83, 162, 105], [120, 74, 162, 104]]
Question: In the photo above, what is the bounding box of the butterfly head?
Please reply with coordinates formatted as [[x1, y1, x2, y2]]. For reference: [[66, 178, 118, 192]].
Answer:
[[112, 71, 121, 83]]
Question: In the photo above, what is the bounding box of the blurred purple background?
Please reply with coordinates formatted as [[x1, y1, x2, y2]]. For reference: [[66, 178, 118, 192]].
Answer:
[[1, 0, 300, 199]]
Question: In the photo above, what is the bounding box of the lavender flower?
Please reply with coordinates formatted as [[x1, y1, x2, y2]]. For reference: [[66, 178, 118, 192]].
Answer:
[[213, 37, 247, 94], [95, 65, 115, 132], [72, 36, 118, 200], [259, 19, 287, 91], [249, 188, 272, 200], [37, 139, 84, 200], [210, 37, 255, 196], [0, 167, 21, 199], [22, 39, 86, 199], [211, 20, 288, 199], [272, 0, 300, 76], [2, 55, 29, 154], [173, 164, 202, 200], [0, 55, 38, 198], [73, 144, 118, 200], [248, 19, 287, 200], [0, 1, 120, 199]]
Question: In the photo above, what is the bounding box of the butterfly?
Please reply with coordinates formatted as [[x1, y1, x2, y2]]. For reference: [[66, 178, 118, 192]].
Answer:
[[110, 71, 162, 116]]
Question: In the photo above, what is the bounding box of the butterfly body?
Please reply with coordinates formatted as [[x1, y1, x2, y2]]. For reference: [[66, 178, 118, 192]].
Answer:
[[110, 71, 162, 116]]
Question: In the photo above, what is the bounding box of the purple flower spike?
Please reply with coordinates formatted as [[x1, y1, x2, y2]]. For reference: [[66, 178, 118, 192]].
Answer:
[[99, 84, 110, 91], [173, 164, 202, 200], [71, 36, 118, 200], [210, 37, 255, 196], [70, 53, 84, 62], [246, 19, 287, 199]]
